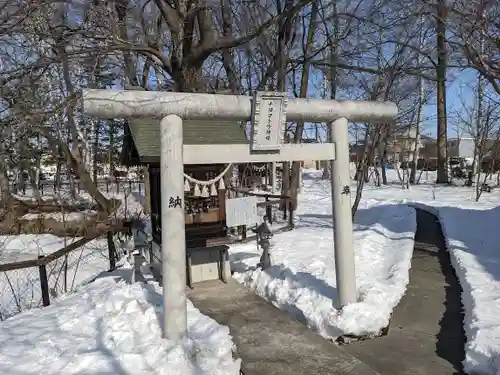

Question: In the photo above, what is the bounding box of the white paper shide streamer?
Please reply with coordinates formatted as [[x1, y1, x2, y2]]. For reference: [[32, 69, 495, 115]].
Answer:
[[184, 164, 231, 197]]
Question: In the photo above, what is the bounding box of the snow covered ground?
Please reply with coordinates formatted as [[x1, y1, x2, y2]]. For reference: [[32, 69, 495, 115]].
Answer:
[[0, 182, 146, 320], [361, 170, 500, 375], [1, 183, 241, 375], [230, 173, 417, 339], [0, 264, 240, 375], [3, 167, 500, 374], [231, 168, 500, 374], [430, 204, 500, 375], [0, 233, 130, 320]]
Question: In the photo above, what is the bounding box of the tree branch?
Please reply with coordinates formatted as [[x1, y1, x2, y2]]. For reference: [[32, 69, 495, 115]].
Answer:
[[186, 0, 312, 65]]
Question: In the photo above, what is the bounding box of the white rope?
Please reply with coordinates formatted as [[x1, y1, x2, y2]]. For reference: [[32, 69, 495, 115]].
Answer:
[[184, 164, 233, 196], [252, 164, 267, 172], [184, 164, 233, 185]]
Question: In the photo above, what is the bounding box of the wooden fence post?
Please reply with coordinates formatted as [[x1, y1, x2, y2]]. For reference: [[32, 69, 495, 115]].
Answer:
[[265, 196, 272, 224], [107, 232, 116, 271], [238, 225, 247, 240], [148, 239, 154, 264], [38, 256, 50, 307], [288, 201, 294, 228]]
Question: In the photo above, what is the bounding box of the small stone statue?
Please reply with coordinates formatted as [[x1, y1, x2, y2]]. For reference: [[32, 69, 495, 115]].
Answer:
[[256, 217, 273, 270]]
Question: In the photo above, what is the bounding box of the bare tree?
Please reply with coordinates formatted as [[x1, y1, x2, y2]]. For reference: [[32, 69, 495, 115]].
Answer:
[[434, 0, 449, 183], [448, 0, 500, 94], [288, 2, 319, 209], [457, 82, 500, 200]]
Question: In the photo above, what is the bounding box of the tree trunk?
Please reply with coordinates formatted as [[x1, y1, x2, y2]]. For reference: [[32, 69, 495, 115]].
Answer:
[[436, 0, 449, 183], [470, 15, 486, 189], [108, 120, 115, 180], [55, 155, 62, 192], [0, 136, 10, 204], [289, 0, 318, 210], [93, 120, 99, 183], [381, 147, 388, 185], [220, 0, 240, 94], [377, 127, 389, 185], [410, 17, 425, 184], [351, 127, 371, 215], [410, 76, 424, 184], [276, 0, 295, 209], [320, 0, 339, 184], [49, 4, 111, 212]]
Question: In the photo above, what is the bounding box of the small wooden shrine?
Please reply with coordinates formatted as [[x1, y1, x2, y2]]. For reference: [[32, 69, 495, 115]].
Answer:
[[121, 118, 248, 248]]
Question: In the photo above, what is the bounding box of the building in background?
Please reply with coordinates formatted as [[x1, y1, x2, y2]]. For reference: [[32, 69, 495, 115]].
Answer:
[[448, 138, 474, 160], [349, 130, 435, 164]]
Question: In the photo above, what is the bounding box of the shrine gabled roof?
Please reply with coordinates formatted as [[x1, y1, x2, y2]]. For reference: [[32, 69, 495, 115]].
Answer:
[[123, 118, 249, 165]]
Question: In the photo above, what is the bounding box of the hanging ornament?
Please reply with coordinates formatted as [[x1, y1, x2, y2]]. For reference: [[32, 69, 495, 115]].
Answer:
[[193, 184, 201, 197], [218, 178, 226, 190], [210, 183, 218, 196], [201, 185, 209, 198], [184, 179, 191, 192]]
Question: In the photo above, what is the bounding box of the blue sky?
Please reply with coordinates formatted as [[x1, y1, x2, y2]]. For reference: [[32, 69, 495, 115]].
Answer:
[[298, 67, 480, 142], [139, 51, 478, 143], [421, 69, 477, 139]]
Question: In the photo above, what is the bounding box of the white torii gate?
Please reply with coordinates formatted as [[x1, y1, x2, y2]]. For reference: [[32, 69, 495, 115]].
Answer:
[[82, 89, 398, 343]]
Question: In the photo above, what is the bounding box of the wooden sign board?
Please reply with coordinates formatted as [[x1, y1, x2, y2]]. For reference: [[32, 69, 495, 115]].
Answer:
[[225, 196, 258, 227], [250, 91, 287, 152]]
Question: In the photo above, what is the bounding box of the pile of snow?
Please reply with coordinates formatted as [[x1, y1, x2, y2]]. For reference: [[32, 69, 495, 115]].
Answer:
[[76, 187, 146, 220], [109, 190, 146, 220], [414, 203, 500, 375], [230, 177, 417, 339], [0, 274, 240, 375], [20, 210, 98, 222]]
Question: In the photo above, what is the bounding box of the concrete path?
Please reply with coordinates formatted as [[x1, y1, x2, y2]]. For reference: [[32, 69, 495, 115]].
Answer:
[[188, 280, 379, 375], [152, 207, 465, 374], [345, 208, 466, 374]]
